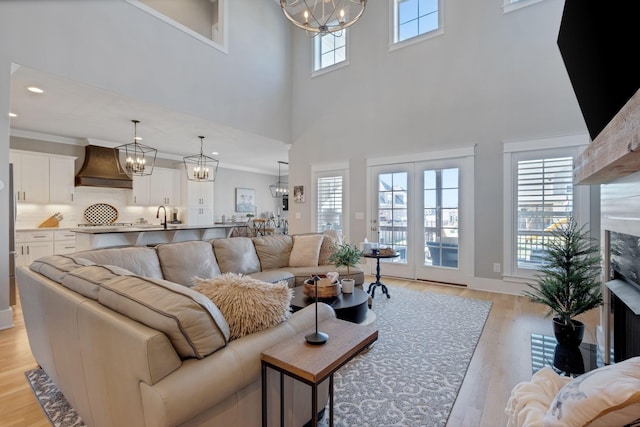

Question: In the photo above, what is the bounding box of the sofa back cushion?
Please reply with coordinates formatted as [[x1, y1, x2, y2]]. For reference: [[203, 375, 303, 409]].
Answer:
[[61, 264, 133, 299], [97, 275, 230, 359], [156, 241, 221, 286], [252, 235, 293, 270], [30, 255, 95, 283], [72, 247, 163, 279], [289, 234, 324, 268], [212, 237, 261, 274]]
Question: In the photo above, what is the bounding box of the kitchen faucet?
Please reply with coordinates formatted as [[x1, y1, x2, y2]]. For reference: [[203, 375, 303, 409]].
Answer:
[[156, 205, 167, 230]]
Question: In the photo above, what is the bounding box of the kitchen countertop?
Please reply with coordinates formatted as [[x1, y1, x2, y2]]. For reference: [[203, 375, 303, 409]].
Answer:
[[71, 223, 248, 234]]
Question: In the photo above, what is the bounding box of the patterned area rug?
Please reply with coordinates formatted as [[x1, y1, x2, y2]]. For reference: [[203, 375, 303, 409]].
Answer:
[[25, 369, 86, 427], [25, 285, 491, 427], [319, 285, 492, 426]]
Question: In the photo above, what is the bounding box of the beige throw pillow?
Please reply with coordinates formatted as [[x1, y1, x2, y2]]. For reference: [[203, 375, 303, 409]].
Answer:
[[545, 356, 640, 427], [192, 273, 293, 341], [289, 234, 324, 267]]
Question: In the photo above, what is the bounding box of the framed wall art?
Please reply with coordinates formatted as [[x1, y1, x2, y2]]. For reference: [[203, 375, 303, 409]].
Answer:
[[293, 185, 305, 203], [235, 188, 256, 212]]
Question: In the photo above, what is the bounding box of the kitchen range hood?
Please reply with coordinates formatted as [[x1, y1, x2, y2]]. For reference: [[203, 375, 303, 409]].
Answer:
[[75, 145, 133, 189]]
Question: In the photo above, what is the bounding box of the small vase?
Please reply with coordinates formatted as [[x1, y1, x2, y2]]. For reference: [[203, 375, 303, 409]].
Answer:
[[341, 279, 355, 294], [553, 318, 585, 346]]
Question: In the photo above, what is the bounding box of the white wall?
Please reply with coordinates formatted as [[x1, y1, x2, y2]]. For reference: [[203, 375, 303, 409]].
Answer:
[[0, 0, 291, 329], [287, 0, 591, 292]]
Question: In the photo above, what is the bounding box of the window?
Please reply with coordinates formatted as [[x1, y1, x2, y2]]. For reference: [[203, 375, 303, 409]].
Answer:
[[393, 0, 441, 45], [316, 175, 344, 233], [424, 168, 459, 268], [378, 171, 408, 261], [516, 157, 573, 268], [503, 135, 591, 280], [314, 30, 347, 72]]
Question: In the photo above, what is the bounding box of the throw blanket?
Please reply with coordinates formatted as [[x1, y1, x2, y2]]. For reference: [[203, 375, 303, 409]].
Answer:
[[505, 367, 570, 427]]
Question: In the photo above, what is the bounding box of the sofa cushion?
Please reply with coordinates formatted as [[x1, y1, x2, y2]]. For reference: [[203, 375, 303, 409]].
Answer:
[[72, 247, 163, 279], [252, 235, 293, 270], [289, 234, 324, 268], [98, 275, 230, 359], [544, 356, 640, 427], [30, 255, 95, 283], [212, 237, 261, 274], [192, 273, 293, 341], [248, 270, 295, 288], [156, 241, 221, 286], [318, 235, 338, 266], [61, 264, 133, 299]]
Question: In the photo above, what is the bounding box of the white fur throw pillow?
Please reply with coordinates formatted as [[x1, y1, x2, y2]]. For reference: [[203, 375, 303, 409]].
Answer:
[[192, 273, 293, 341], [289, 234, 324, 267]]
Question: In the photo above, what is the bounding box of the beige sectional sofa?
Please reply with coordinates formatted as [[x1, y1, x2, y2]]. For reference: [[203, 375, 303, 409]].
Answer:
[[16, 232, 365, 427]]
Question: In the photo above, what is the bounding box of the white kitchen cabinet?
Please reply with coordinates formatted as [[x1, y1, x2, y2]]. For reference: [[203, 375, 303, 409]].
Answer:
[[185, 207, 213, 226], [15, 230, 54, 267], [9, 151, 50, 204], [49, 155, 76, 204], [181, 175, 214, 225], [130, 174, 150, 205], [185, 179, 214, 207], [53, 230, 77, 254], [149, 168, 181, 206]]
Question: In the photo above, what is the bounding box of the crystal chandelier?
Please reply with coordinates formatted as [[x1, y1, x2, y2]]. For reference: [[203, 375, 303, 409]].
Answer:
[[270, 161, 289, 198], [117, 120, 157, 176], [280, 0, 367, 35], [183, 136, 219, 183]]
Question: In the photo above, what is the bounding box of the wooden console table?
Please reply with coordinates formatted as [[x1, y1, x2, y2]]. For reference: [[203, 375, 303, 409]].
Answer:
[[261, 318, 378, 427]]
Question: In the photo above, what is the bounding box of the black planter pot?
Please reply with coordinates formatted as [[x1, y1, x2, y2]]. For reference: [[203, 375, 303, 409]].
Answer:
[[553, 318, 585, 346]]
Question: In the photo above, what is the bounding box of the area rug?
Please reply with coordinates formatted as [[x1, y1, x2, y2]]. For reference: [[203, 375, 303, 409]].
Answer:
[[25, 368, 86, 427], [319, 285, 492, 426], [25, 285, 491, 427]]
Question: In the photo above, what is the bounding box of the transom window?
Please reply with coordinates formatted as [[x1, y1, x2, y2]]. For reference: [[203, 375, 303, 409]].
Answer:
[[314, 30, 347, 72], [393, 0, 441, 44]]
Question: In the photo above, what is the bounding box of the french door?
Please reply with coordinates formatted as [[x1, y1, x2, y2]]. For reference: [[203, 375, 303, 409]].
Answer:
[[370, 155, 473, 284]]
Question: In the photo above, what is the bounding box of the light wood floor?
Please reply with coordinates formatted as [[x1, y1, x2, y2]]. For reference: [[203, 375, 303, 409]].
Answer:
[[0, 276, 599, 427]]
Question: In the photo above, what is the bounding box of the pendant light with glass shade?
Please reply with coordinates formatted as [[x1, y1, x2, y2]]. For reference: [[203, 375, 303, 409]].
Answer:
[[270, 161, 289, 198], [117, 120, 157, 176], [183, 136, 219, 182]]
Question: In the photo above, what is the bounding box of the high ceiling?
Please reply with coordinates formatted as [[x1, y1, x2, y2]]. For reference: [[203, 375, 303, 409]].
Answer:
[[9, 66, 290, 175]]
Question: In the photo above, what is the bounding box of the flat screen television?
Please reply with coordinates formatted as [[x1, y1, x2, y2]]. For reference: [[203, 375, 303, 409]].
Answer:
[[557, 0, 640, 141]]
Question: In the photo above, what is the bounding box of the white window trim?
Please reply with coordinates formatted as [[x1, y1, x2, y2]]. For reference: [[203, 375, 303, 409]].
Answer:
[[389, 0, 445, 52], [503, 0, 547, 14], [126, 0, 228, 53], [312, 162, 350, 238], [311, 31, 350, 77], [502, 134, 591, 283]]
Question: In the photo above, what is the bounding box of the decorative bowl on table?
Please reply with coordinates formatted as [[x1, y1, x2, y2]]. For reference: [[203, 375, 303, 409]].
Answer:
[[303, 276, 340, 299]]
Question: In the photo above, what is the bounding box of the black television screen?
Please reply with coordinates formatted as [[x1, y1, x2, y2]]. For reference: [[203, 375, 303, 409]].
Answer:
[[557, 0, 640, 141]]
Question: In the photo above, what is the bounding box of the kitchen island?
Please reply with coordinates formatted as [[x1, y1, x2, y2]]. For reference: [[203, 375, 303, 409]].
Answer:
[[73, 223, 248, 251]]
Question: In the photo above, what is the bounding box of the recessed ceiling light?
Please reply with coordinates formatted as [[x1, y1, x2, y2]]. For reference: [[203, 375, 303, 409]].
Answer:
[[212, 151, 219, 155], [8, 112, 17, 118], [27, 86, 44, 94]]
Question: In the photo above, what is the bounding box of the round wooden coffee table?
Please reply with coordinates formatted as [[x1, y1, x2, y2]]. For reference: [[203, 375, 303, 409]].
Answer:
[[290, 286, 371, 324]]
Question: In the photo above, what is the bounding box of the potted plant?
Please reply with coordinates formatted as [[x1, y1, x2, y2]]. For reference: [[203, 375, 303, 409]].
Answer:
[[524, 217, 603, 346], [328, 242, 364, 293]]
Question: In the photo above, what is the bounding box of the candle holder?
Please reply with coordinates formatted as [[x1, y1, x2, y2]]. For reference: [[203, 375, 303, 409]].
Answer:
[[305, 275, 329, 345]]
